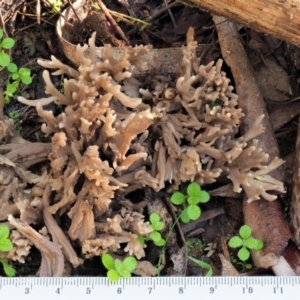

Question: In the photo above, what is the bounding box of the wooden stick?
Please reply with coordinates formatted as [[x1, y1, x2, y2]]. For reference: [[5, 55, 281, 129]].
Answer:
[[213, 15, 292, 273], [179, 0, 300, 47], [96, 0, 129, 45]]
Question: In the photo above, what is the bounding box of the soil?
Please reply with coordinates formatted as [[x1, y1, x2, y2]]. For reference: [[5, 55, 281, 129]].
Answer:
[[0, 0, 299, 277]]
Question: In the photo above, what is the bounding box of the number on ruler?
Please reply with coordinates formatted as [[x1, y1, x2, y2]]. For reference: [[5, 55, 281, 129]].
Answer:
[[210, 287, 214, 294], [25, 288, 30, 294], [243, 287, 253, 294], [179, 287, 184, 294], [117, 287, 122, 294], [86, 287, 91, 294], [56, 288, 60, 294], [148, 287, 152, 294], [274, 287, 283, 293]]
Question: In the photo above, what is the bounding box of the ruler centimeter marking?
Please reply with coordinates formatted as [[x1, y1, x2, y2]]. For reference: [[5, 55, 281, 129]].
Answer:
[[1, 277, 300, 299]]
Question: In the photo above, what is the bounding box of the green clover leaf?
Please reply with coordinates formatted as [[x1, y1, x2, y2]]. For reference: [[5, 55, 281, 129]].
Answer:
[[187, 204, 201, 221], [107, 269, 119, 282], [154, 238, 165, 246], [245, 238, 263, 250], [198, 190, 210, 203], [150, 231, 162, 243], [7, 63, 17, 73], [0, 52, 10, 67], [0, 226, 10, 240], [1, 37, 15, 49], [180, 207, 190, 223], [0, 258, 15, 277], [101, 253, 114, 270], [187, 182, 201, 196], [122, 257, 137, 272], [237, 247, 250, 261], [171, 191, 186, 205], [228, 236, 243, 248], [239, 225, 252, 240]]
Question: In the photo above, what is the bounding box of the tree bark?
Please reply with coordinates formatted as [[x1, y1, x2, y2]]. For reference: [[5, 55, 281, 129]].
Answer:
[[179, 0, 300, 47]]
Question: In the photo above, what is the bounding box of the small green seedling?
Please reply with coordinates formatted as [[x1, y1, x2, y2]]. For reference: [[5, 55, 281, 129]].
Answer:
[[102, 254, 137, 282], [171, 182, 210, 223], [8, 112, 22, 133], [8, 112, 20, 122], [0, 29, 15, 68], [0, 28, 32, 103], [47, 0, 63, 13], [230, 256, 253, 271], [186, 239, 205, 254], [228, 225, 263, 261], [0, 225, 16, 277], [148, 213, 165, 246], [4, 65, 32, 103], [138, 213, 165, 246]]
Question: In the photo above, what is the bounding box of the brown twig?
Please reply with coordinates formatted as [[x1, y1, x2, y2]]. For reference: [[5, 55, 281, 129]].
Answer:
[[164, 0, 177, 28], [36, 0, 41, 24], [40, 0, 85, 42], [96, 0, 129, 45], [146, 1, 181, 22], [2, 0, 26, 22], [66, 0, 84, 22]]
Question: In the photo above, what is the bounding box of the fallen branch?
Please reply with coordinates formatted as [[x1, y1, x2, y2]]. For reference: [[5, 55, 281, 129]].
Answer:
[[213, 15, 293, 274], [179, 0, 300, 47]]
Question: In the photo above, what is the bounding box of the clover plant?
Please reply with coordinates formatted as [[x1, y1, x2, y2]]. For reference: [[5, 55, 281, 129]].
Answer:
[[102, 254, 137, 282], [148, 213, 165, 246], [4, 64, 32, 103], [228, 225, 263, 261], [0, 28, 32, 103], [138, 212, 165, 247], [0, 29, 14, 68], [171, 182, 210, 223], [0, 225, 16, 276]]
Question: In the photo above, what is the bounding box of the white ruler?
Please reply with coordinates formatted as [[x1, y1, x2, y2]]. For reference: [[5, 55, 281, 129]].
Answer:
[[0, 276, 299, 299]]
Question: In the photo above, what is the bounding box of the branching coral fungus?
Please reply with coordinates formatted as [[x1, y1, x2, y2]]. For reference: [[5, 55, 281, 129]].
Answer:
[[0, 27, 284, 275]]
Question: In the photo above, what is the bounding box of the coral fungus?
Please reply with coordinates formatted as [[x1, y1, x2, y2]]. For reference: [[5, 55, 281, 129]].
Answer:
[[0, 27, 285, 276]]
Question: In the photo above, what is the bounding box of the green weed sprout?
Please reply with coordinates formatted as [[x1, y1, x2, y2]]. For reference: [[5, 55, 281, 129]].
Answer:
[[0, 28, 32, 103], [5, 64, 32, 103], [171, 182, 210, 223], [0, 225, 16, 276], [228, 225, 263, 261], [0, 29, 14, 68], [138, 213, 165, 246], [148, 213, 165, 246], [8, 112, 22, 133], [45, 0, 63, 14], [188, 256, 213, 277], [8, 112, 20, 122], [102, 254, 137, 282]]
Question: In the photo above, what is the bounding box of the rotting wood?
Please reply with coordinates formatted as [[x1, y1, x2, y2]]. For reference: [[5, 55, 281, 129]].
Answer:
[[179, 0, 300, 47], [290, 118, 300, 245], [213, 16, 293, 273]]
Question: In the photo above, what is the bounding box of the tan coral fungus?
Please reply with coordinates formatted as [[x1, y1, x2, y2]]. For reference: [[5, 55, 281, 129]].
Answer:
[[0, 27, 285, 274]]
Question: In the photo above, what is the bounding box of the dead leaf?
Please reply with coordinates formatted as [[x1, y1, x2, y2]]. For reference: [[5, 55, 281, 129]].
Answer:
[[132, 261, 158, 277], [219, 253, 239, 276], [170, 246, 187, 273]]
